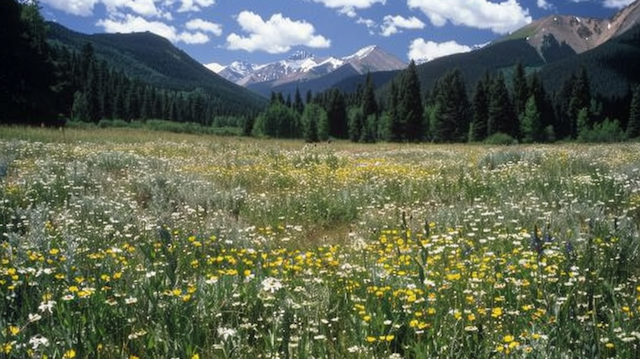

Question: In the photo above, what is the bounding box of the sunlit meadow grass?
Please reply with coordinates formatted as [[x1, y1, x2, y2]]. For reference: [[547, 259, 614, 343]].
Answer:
[[1, 126, 640, 358]]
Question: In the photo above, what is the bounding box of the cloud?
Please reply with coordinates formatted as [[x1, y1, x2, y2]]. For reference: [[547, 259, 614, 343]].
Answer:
[[186, 18, 222, 36], [226, 11, 331, 54], [310, 0, 386, 17], [40, 0, 99, 16], [101, 0, 161, 17], [603, 0, 635, 8], [380, 15, 425, 37], [407, 0, 532, 34], [96, 14, 210, 44], [536, 0, 554, 10], [41, 0, 215, 17], [408, 38, 472, 62], [177, 0, 216, 13]]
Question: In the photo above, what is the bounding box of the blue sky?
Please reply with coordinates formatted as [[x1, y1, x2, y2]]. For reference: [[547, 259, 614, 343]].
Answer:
[[39, 0, 633, 67]]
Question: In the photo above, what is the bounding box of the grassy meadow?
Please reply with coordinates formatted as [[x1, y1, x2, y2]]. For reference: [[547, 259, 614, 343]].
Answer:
[[1, 126, 640, 358]]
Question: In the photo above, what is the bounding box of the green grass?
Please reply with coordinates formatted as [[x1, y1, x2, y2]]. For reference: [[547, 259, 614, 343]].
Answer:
[[1, 126, 640, 358]]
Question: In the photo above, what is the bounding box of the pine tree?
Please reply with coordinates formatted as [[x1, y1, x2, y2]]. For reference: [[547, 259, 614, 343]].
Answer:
[[469, 75, 489, 142], [294, 87, 304, 114], [385, 80, 402, 141], [512, 62, 529, 118], [568, 66, 591, 138], [488, 73, 516, 137], [348, 107, 365, 142], [325, 89, 348, 139], [627, 85, 640, 139], [302, 103, 328, 142], [397, 60, 423, 141], [362, 73, 378, 118], [520, 95, 543, 143], [432, 69, 468, 142]]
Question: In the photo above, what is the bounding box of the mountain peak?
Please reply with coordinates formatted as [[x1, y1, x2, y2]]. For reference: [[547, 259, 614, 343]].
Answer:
[[288, 50, 314, 61], [345, 45, 379, 60]]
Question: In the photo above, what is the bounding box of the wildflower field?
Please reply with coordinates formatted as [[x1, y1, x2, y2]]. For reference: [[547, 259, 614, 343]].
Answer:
[[1, 127, 640, 359]]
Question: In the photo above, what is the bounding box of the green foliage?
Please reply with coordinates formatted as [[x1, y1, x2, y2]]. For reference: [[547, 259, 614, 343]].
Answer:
[[396, 61, 424, 142], [431, 69, 469, 142], [520, 95, 544, 143], [488, 73, 517, 137], [253, 103, 300, 139], [348, 107, 365, 142], [578, 118, 626, 143], [302, 103, 328, 143], [47, 22, 266, 116], [469, 74, 489, 142], [627, 85, 640, 139], [484, 132, 516, 145], [0, 0, 58, 125]]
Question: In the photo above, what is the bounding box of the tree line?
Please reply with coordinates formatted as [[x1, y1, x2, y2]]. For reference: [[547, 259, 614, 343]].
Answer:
[[1, 0, 252, 127], [251, 61, 640, 143]]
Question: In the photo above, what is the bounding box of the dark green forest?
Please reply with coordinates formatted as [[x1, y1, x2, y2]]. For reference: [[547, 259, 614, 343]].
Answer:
[[257, 61, 640, 143], [1, 0, 264, 127], [2, 0, 639, 143]]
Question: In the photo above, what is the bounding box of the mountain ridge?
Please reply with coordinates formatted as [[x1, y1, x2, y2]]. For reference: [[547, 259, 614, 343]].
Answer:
[[213, 45, 406, 95], [46, 22, 266, 112]]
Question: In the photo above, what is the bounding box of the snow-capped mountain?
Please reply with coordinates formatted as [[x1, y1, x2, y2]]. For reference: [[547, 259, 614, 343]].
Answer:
[[214, 45, 406, 88]]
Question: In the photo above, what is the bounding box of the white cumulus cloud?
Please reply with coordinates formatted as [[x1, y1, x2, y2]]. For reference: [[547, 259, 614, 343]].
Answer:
[[603, 0, 635, 8], [310, 0, 385, 17], [380, 15, 425, 37], [40, 0, 99, 16], [41, 0, 215, 17], [226, 11, 331, 54], [177, 0, 216, 13], [96, 14, 210, 44], [537, 0, 554, 10], [186, 18, 222, 36], [407, 0, 532, 34], [101, 0, 161, 17], [408, 38, 472, 62]]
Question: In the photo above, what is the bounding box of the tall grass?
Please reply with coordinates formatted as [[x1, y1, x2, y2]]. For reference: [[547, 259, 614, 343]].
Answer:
[[1, 127, 639, 358]]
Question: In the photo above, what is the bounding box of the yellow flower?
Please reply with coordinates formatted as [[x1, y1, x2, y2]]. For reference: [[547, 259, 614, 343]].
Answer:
[[8, 326, 20, 336], [491, 307, 503, 318], [503, 335, 515, 343], [366, 336, 377, 343], [63, 349, 76, 358], [191, 354, 200, 359]]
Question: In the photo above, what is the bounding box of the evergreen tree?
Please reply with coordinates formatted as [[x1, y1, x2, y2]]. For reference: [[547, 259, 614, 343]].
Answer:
[[361, 115, 377, 143], [576, 107, 590, 139], [302, 103, 328, 142], [1, 0, 57, 124], [512, 62, 529, 118], [488, 73, 516, 137], [568, 66, 591, 138], [348, 107, 365, 142], [397, 60, 424, 141], [627, 85, 640, 139], [385, 80, 402, 141], [469, 75, 489, 142], [520, 95, 543, 143], [325, 89, 348, 139], [294, 87, 304, 114], [432, 69, 468, 142], [71, 91, 90, 121], [362, 73, 378, 118]]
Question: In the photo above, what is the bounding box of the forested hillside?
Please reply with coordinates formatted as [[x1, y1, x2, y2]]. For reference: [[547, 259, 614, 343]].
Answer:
[[1, 0, 265, 127]]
